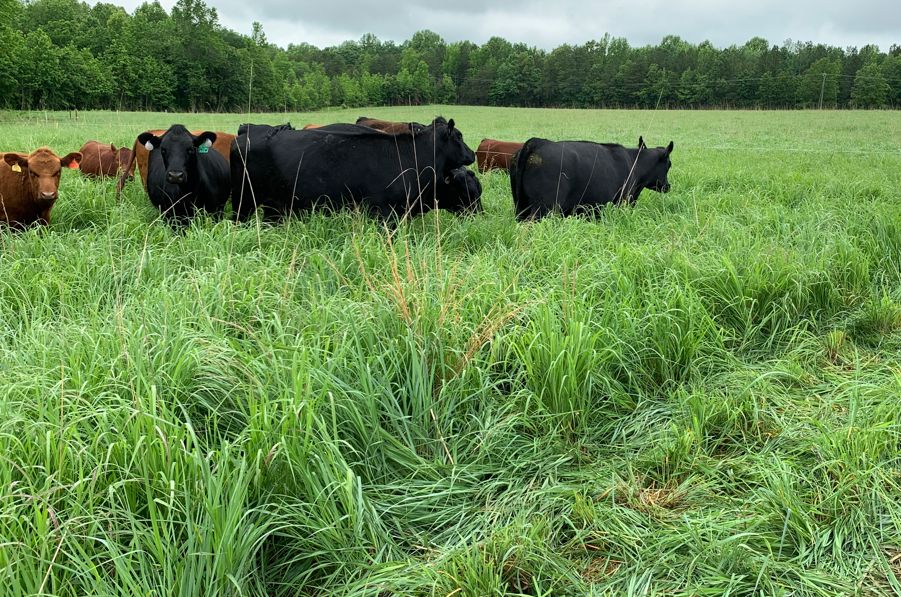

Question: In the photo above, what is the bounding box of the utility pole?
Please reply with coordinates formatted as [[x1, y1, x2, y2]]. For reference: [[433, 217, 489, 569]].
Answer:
[[247, 61, 254, 115], [818, 72, 826, 110]]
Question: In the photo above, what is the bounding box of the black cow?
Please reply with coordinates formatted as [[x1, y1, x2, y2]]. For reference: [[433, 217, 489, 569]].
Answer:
[[231, 123, 295, 221], [510, 136, 674, 221], [437, 167, 482, 214], [137, 124, 230, 226], [233, 117, 476, 220], [237, 122, 294, 136]]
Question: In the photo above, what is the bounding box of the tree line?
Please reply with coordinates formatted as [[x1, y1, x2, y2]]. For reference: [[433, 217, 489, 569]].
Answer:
[[1, 0, 899, 112]]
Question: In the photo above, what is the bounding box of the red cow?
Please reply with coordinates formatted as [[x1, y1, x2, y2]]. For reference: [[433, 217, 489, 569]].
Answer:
[[476, 139, 524, 172], [302, 124, 324, 129], [355, 116, 423, 134], [78, 141, 133, 178], [1, 147, 82, 228]]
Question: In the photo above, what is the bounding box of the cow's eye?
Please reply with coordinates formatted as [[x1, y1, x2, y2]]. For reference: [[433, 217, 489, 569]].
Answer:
[[188, 147, 196, 155]]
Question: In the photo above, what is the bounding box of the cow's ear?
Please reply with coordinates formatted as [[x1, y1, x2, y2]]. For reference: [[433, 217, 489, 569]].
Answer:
[[447, 118, 456, 132], [138, 132, 161, 151], [61, 152, 82, 170], [638, 136, 646, 149], [665, 141, 674, 155], [3, 152, 28, 169], [194, 132, 217, 148]]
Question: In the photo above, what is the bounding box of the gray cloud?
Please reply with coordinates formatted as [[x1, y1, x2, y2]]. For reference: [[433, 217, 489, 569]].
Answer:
[[99, 0, 900, 50]]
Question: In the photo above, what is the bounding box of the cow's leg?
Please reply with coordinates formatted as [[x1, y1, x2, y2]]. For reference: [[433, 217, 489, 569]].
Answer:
[[514, 205, 533, 222], [206, 196, 227, 220], [519, 202, 548, 222], [232, 186, 257, 222], [166, 200, 193, 229], [261, 203, 289, 222]]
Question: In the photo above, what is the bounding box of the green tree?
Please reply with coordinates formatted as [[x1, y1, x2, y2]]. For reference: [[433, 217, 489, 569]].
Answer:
[[104, 10, 140, 109], [612, 59, 645, 105], [460, 36, 513, 104], [677, 68, 710, 106], [434, 74, 456, 104], [640, 64, 675, 107], [61, 46, 115, 108], [18, 30, 64, 108], [0, 0, 16, 25], [851, 62, 890, 108], [796, 58, 840, 107], [443, 41, 473, 85], [758, 69, 796, 107], [489, 50, 542, 106], [294, 63, 331, 110], [3, 8, 900, 112], [16, 0, 90, 47], [334, 73, 365, 107], [395, 48, 431, 104], [170, 0, 224, 110], [407, 30, 445, 77], [880, 55, 901, 106], [0, 26, 24, 107]]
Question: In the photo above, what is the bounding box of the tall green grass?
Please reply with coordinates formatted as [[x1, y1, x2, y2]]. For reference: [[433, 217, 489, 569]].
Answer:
[[1, 107, 900, 595]]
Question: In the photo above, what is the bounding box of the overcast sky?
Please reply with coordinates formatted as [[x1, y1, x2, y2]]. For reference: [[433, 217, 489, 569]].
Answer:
[[100, 0, 899, 51]]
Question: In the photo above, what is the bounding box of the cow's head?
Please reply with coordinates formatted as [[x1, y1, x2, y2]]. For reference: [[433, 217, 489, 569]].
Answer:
[[639, 137, 674, 193], [138, 125, 216, 185], [434, 117, 476, 173], [117, 147, 133, 166], [438, 167, 483, 215], [4, 148, 81, 204]]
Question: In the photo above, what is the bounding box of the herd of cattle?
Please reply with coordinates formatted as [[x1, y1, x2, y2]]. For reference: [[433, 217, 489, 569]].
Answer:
[[0, 115, 674, 229]]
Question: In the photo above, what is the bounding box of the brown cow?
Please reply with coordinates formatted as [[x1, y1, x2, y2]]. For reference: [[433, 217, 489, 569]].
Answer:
[[476, 139, 524, 172], [302, 123, 324, 130], [116, 129, 235, 198], [1, 148, 82, 228], [355, 116, 424, 135], [78, 141, 133, 178]]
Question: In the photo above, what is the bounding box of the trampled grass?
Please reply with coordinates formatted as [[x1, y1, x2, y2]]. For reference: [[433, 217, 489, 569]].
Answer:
[[1, 106, 900, 595]]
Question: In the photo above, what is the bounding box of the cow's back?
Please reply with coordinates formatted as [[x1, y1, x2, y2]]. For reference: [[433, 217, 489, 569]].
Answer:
[[79, 141, 123, 177], [78, 141, 105, 177], [477, 139, 523, 172], [266, 127, 437, 215], [356, 117, 425, 135], [512, 139, 634, 219]]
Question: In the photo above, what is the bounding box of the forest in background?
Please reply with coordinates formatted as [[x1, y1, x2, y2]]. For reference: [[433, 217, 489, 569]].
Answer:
[[1, 0, 899, 112]]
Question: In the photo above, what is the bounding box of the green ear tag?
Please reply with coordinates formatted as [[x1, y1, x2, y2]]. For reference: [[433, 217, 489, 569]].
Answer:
[[198, 145, 210, 154]]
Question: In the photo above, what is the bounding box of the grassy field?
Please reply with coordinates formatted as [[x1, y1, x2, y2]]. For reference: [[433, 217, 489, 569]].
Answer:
[[1, 106, 900, 596]]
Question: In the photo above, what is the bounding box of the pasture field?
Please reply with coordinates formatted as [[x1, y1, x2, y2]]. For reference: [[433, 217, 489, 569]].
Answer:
[[1, 106, 900, 596]]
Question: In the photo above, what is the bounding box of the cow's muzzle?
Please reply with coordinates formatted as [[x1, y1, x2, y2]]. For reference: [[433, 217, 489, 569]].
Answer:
[[167, 171, 186, 184]]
